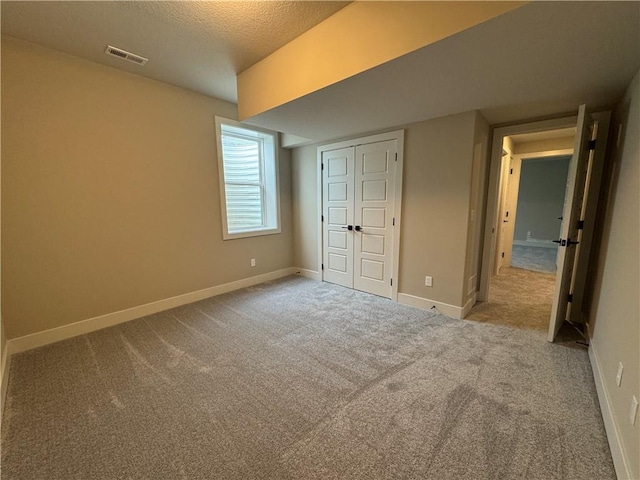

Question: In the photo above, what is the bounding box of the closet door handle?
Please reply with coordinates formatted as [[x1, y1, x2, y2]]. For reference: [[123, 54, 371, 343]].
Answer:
[[355, 225, 363, 232], [341, 225, 353, 231]]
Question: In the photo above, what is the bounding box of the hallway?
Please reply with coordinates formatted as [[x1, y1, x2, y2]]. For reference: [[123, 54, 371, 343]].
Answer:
[[466, 267, 556, 332]]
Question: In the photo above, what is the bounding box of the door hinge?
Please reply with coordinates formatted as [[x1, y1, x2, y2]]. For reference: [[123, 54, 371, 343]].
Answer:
[[321, 162, 324, 170], [577, 219, 584, 230], [568, 293, 573, 303], [588, 139, 596, 150], [321, 215, 324, 222], [510, 168, 513, 174], [321, 264, 324, 271], [395, 153, 398, 162], [390, 278, 393, 286], [501, 252, 505, 258], [393, 217, 395, 226]]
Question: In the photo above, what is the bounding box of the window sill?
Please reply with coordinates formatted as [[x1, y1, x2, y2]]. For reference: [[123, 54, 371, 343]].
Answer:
[[222, 227, 281, 241]]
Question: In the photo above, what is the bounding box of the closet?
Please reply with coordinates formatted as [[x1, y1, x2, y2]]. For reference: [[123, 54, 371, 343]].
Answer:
[[321, 132, 402, 298]]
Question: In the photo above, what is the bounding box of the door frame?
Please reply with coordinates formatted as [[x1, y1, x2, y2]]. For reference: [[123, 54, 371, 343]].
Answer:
[[494, 147, 514, 274], [317, 130, 405, 301], [498, 149, 574, 271], [478, 115, 578, 303], [478, 111, 610, 318]]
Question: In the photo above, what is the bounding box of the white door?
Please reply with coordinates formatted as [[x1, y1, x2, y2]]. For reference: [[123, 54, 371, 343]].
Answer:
[[548, 105, 594, 341], [353, 140, 397, 298], [322, 147, 355, 288], [322, 140, 397, 298]]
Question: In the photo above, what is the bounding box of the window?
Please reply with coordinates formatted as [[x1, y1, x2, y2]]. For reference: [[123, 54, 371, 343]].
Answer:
[[215, 117, 280, 239]]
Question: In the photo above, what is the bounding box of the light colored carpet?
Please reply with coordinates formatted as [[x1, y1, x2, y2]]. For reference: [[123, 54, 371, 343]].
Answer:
[[1, 276, 613, 479], [511, 245, 558, 273], [466, 267, 556, 332]]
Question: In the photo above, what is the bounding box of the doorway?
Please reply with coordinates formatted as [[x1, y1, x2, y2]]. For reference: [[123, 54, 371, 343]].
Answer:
[[470, 132, 574, 332], [510, 155, 572, 273], [318, 131, 404, 300], [476, 108, 611, 341]]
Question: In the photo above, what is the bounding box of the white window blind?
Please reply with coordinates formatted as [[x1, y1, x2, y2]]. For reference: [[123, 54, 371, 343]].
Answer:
[[222, 132, 264, 230], [216, 118, 280, 239]]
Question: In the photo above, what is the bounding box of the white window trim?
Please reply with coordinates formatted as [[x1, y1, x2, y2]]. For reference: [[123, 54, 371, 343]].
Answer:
[[215, 116, 281, 240]]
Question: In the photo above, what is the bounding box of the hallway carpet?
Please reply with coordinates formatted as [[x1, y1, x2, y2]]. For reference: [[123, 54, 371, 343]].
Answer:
[[466, 267, 556, 332], [1, 276, 613, 479], [511, 245, 558, 273]]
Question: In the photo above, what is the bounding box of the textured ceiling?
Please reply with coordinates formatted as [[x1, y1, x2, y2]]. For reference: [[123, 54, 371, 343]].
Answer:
[[2, 1, 638, 143], [246, 1, 639, 142], [0, 1, 349, 103]]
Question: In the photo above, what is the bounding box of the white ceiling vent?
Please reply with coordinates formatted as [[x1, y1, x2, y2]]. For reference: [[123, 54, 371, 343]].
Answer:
[[105, 45, 148, 66]]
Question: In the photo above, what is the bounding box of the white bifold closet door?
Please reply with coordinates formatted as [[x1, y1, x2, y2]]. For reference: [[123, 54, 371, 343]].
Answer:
[[323, 139, 397, 298]]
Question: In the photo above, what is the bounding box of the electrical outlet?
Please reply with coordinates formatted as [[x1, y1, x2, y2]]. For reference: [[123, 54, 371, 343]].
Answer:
[[425, 276, 433, 287], [250, 258, 256, 267], [616, 362, 624, 386], [630, 396, 638, 426]]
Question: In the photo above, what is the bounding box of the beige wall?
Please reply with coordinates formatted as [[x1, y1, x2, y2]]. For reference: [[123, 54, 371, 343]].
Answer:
[[291, 111, 482, 309], [291, 145, 319, 272], [399, 112, 477, 306], [238, 1, 526, 119], [513, 136, 574, 155], [588, 71, 639, 479], [1, 36, 293, 339]]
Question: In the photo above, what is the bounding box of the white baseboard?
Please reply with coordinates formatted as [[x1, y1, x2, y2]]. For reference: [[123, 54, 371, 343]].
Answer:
[[397, 293, 464, 319], [1, 342, 11, 422], [294, 268, 321, 281], [589, 339, 633, 480], [8, 267, 297, 355]]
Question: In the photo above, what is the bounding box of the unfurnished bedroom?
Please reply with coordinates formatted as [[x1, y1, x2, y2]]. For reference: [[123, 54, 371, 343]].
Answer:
[[1, 2, 638, 479]]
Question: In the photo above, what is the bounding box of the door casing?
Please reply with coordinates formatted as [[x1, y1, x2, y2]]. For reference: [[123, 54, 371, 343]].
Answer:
[[479, 115, 579, 305], [479, 110, 611, 341]]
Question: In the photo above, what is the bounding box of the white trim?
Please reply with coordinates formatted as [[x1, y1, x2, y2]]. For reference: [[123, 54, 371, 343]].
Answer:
[[316, 148, 323, 282], [462, 292, 477, 318], [295, 268, 322, 281], [391, 131, 405, 302], [568, 111, 611, 324], [1, 342, 10, 422], [215, 116, 282, 240], [589, 339, 633, 480], [317, 130, 405, 301], [397, 293, 464, 319], [478, 115, 578, 302], [516, 149, 574, 161], [7, 267, 297, 355], [506, 149, 574, 257]]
